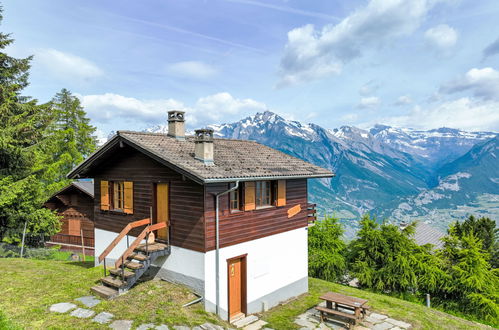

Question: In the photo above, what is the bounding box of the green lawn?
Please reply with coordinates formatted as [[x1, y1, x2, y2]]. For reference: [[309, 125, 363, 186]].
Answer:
[[0, 258, 493, 330], [0, 258, 227, 329], [261, 278, 493, 329]]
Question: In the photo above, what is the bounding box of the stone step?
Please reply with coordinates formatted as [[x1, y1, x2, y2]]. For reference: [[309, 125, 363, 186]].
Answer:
[[101, 276, 127, 288], [243, 320, 268, 330], [232, 315, 259, 328], [124, 260, 144, 270], [128, 253, 148, 261], [90, 285, 119, 299], [109, 268, 135, 278]]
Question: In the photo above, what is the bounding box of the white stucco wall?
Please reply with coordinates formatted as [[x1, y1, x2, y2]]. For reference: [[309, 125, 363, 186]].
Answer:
[[94, 228, 135, 265], [204, 227, 309, 318], [151, 245, 205, 283]]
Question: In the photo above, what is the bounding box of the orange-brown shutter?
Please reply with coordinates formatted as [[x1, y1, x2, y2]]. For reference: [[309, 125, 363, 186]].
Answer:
[[277, 180, 286, 206], [124, 181, 134, 214], [100, 180, 110, 210], [68, 219, 81, 236], [244, 182, 256, 211]]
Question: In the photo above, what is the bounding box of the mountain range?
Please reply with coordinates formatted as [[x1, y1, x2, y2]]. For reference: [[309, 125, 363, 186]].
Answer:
[[148, 111, 498, 235]]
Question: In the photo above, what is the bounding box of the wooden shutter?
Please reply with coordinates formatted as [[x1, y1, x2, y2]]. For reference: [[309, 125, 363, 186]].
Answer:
[[244, 182, 256, 211], [277, 180, 286, 206], [124, 181, 134, 214], [68, 219, 81, 236], [100, 180, 110, 210]]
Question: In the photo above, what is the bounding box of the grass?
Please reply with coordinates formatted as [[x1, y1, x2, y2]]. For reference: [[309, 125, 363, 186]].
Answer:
[[261, 278, 493, 330], [0, 258, 228, 329], [0, 258, 493, 330]]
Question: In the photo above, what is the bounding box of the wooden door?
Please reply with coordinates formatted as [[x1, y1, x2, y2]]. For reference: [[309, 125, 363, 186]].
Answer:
[[155, 183, 169, 240], [228, 256, 246, 319]]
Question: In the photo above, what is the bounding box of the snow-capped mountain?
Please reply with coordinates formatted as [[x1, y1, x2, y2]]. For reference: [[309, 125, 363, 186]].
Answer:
[[370, 125, 496, 170], [148, 111, 498, 234]]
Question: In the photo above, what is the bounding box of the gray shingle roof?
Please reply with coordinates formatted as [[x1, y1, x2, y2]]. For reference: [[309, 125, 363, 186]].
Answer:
[[73, 180, 94, 197], [68, 131, 334, 183], [413, 222, 446, 249]]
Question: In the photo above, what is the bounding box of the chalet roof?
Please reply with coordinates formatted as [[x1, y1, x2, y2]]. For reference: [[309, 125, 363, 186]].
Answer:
[[45, 180, 94, 204], [68, 131, 334, 184], [413, 222, 446, 249], [73, 181, 94, 197]]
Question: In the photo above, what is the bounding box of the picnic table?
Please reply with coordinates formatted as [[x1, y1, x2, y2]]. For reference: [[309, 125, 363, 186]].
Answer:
[[316, 292, 369, 327]]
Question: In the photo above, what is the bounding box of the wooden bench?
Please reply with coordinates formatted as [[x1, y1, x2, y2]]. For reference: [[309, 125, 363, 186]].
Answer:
[[316, 306, 356, 328]]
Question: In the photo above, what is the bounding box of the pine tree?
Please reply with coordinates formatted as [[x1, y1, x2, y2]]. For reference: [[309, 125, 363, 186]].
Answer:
[[0, 7, 59, 242], [37, 88, 97, 191], [308, 216, 346, 281], [452, 215, 498, 268]]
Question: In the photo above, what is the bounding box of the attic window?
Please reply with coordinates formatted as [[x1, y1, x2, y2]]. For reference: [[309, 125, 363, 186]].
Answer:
[[256, 181, 272, 207]]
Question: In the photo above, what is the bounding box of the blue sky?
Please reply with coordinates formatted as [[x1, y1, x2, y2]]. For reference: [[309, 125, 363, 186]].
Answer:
[[3, 0, 499, 140]]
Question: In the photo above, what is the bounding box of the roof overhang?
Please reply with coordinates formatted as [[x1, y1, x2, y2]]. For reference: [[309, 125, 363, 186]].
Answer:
[[67, 132, 335, 185], [203, 173, 335, 184]]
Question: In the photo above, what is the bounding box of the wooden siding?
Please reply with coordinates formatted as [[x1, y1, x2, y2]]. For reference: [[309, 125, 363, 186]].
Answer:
[[45, 189, 95, 248], [94, 146, 205, 252], [204, 179, 308, 251]]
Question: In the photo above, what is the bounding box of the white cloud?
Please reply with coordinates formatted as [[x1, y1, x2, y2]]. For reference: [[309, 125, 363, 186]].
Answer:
[[424, 24, 458, 52], [380, 98, 499, 131], [79, 93, 185, 124], [358, 96, 381, 109], [440, 67, 499, 100], [394, 95, 413, 105], [167, 61, 217, 79], [277, 0, 443, 86], [79, 92, 267, 128], [35, 49, 103, 81]]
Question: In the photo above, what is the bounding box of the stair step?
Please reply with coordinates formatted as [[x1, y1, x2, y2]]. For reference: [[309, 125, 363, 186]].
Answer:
[[136, 242, 168, 253], [128, 253, 148, 261], [101, 276, 127, 288], [232, 315, 259, 328], [91, 285, 119, 299], [109, 268, 135, 278], [124, 261, 144, 270]]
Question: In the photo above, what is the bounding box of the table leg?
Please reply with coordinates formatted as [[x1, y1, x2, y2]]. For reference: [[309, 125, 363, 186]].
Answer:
[[355, 307, 360, 319], [326, 301, 332, 309]]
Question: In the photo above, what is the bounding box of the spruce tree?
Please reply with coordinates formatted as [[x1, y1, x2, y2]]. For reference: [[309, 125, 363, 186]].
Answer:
[[38, 88, 97, 191], [308, 216, 346, 281], [0, 7, 59, 242]]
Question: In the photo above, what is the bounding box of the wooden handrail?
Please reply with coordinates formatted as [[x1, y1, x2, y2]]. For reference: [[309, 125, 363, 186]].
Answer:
[[114, 222, 167, 269], [98, 218, 151, 263]]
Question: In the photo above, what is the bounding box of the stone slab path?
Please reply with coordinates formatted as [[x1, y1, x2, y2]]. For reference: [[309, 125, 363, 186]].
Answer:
[[293, 306, 413, 330], [48, 296, 238, 329]]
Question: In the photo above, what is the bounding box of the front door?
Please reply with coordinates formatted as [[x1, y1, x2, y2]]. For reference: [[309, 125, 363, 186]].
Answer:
[[228, 256, 246, 319], [155, 183, 169, 240]]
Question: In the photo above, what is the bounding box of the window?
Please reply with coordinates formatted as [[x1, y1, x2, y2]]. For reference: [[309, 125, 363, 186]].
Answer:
[[100, 180, 134, 214], [229, 183, 241, 212], [112, 181, 125, 211], [255, 181, 272, 207]]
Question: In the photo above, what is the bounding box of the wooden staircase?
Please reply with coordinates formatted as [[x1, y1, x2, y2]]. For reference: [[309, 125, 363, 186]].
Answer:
[[91, 219, 170, 299]]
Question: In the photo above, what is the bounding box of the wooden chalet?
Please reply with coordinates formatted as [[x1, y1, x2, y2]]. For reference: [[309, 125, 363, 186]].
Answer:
[[44, 181, 95, 255], [67, 110, 334, 321]]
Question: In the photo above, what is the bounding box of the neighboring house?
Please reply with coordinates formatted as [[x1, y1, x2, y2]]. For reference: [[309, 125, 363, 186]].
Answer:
[[400, 221, 446, 250], [44, 181, 95, 255], [67, 111, 333, 321]]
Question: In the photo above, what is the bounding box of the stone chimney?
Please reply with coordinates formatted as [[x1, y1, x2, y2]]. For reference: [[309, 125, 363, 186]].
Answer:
[[194, 129, 214, 165], [167, 110, 185, 140]]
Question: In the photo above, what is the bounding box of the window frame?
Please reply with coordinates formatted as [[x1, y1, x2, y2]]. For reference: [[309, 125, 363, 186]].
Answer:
[[255, 180, 273, 209], [111, 180, 126, 212], [229, 183, 243, 213]]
